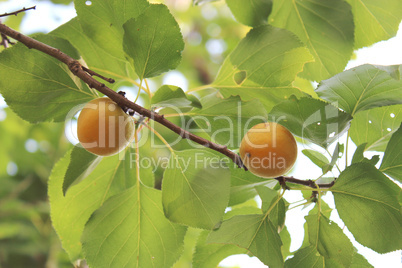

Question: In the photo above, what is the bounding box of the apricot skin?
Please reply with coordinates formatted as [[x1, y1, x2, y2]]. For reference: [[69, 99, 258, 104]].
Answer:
[[239, 122, 297, 178], [77, 97, 135, 156]]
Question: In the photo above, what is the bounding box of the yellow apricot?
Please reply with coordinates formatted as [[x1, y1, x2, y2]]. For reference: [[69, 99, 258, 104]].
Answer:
[[77, 97, 135, 156], [239, 122, 297, 178]]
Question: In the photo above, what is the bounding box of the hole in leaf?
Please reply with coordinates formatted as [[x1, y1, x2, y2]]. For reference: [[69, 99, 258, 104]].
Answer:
[[233, 70, 247, 85], [390, 113, 395, 118], [85, 1, 92, 6], [387, 128, 392, 132], [317, 122, 321, 125], [368, 120, 372, 124], [328, 132, 335, 138]]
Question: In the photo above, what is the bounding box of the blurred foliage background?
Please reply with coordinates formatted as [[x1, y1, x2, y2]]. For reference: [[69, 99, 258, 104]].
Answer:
[[0, 0, 249, 267]]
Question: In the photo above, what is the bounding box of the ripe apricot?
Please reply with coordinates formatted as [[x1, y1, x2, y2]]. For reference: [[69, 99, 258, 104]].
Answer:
[[239, 122, 297, 178], [77, 97, 135, 156]]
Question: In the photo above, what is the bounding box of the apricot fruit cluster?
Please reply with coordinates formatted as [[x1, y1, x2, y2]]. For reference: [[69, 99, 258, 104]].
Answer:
[[77, 97, 135, 156], [240, 122, 297, 178]]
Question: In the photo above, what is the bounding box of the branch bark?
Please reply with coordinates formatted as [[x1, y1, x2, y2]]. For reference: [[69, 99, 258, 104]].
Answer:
[[0, 6, 36, 18], [0, 22, 335, 189]]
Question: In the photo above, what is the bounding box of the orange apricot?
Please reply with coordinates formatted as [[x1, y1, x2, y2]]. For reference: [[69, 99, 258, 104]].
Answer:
[[239, 122, 297, 178], [77, 97, 135, 156]]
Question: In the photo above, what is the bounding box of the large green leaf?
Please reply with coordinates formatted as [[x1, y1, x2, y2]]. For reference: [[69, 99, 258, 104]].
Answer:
[[123, 4, 184, 79], [349, 105, 402, 151], [285, 246, 324, 268], [269, 0, 354, 81], [51, 17, 130, 82], [226, 0, 272, 27], [49, 147, 152, 260], [331, 163, 402, 253], [0, 35, 93, 123], [193, 230, 247, 268], [316, 64, 402, 116], [82, 185, 186, 268], [213, 25, 313, 112], [162, 149, 231, 229], [151, 85, 201, 110], [351, 143, 380, 166], [350, 251, 374, 267], [229, 166, 277, 206], [74, 0, 149, 59], [269, 96, 352, 148], [305, 213, 354, 267], [191, 95, 267, 148], [207, 214, 283, 267], [380, 123, 402, 182], [193, 206, 263, 268], [63, 147, 99, 195], [345, 0, 402, 49], [256, 186, 286, 230]]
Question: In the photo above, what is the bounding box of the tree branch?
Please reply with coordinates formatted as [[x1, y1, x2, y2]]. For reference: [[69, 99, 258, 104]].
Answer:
[[0, 22, 336, 189], [0, 6, 36, 18]]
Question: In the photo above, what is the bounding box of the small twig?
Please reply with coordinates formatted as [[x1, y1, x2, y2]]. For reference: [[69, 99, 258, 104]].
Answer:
[[0, 32, 11, 48], [0, 23, 338, 189], [0, 6, 36, 18], [82, 66, 115, 84], [276, 176, 335, 189]]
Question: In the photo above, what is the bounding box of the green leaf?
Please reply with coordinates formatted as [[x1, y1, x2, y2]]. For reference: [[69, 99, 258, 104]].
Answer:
[[192, 205, 261, 268], [350, 105, 402, 151], [213, 25, 313, 112], [351, 143, 380, 166], [331, 163, 402, 253], [255, 186, 277, 212], [269, 96, 352, 148], [151, 85, 201, 110], [193, 230, 246, 268], [269, 0, 354, 81], [316, 64, 402, 116], [51, 17, 130, 82], [123, 4, 184, 79], [63, 147, 99, 196], [0, 35, 93, 123], [280, 226, 292, 259], [191, 95, 267, 148], [162, 149, 231, 229], [302, 149, 329, 169], [82, 185, 187, 268], [380, 123, 402, 182], [256, 186, 286, 229], [229, 166, 277, 206], [49, 148, 153, 260], [74, 0, 149, 59], [226, 0, 272, 27], [351, 143, 368, 164], [350, 251, 374, 268], [345, 0, 402, 49], [322, 143, 342, 173], [306, 213, 354, 267], [207, 214, 283, 267], [285, 246, 324, 268]]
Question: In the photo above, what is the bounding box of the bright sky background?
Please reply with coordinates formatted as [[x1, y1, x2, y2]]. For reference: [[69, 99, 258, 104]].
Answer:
[[1, 1, 401, 267]]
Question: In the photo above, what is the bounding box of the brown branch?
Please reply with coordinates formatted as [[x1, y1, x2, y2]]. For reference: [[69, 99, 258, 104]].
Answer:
[[0, 23, 336, 189], [0, 22, 245, 169], [0, 6, 36, 18]]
